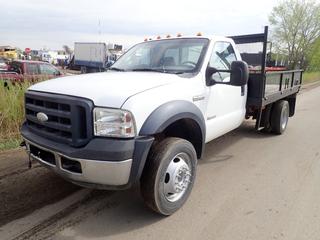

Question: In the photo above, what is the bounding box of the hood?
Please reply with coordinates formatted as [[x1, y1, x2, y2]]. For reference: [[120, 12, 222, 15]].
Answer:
[[29, 71, 182, 108]]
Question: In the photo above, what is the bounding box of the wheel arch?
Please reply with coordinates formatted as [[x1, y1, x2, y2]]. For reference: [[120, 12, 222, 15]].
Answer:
[[139, 100, 206, 159]]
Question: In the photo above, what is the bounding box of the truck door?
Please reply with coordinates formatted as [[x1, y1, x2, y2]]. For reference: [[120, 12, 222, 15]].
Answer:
[[205, 41, 246, 142]]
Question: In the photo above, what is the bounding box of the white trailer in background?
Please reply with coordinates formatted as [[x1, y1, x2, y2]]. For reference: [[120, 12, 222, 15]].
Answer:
[[74, 42, 107, 73]]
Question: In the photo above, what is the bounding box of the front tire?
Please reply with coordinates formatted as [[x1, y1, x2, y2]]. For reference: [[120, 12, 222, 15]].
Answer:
[[140, 137, 197, 216]]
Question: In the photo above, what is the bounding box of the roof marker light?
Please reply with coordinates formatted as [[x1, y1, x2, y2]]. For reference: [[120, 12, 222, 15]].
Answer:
[[177, 33, 182, 37], [144, 38, 148, 41], [166, 34, 171, 38], [157, 36, 161, 40], [196, 32, 202, 36]]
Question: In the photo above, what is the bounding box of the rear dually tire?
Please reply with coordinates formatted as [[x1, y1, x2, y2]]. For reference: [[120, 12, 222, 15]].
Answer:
[[271, 100, 289, 134]]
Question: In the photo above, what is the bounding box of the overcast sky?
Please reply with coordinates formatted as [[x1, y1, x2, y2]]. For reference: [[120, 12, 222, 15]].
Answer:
[[0, 0, 279, 50]]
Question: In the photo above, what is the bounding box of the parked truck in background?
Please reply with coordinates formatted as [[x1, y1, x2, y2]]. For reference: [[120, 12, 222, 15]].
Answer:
[[21, 27, 302, 215], [74, 42, 107, 73], [73, 42, 124, 73]]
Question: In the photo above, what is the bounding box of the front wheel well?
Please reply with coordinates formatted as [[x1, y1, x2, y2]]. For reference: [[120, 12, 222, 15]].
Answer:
[[153, 118, 203, 159]]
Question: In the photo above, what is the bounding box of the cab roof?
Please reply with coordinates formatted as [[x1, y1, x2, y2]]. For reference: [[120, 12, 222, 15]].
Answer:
[[142, 35, 232, 43]]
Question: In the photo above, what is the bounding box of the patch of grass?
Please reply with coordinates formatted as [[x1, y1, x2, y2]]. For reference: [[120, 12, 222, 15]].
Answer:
[[0, 138, 21, 151], [302, 71, 320, 84], [0, 80, 32, 151]]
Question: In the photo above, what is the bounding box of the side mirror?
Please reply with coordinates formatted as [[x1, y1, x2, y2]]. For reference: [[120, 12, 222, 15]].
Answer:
[[206, 60, 249, 87], [229, 61, 249, 86]]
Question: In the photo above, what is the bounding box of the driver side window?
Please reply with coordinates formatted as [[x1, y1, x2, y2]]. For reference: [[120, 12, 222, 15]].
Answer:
[[209, 42, 237, 82]]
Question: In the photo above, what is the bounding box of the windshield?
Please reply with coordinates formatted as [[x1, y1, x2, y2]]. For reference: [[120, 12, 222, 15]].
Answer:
[[111, 38, 209, 74]]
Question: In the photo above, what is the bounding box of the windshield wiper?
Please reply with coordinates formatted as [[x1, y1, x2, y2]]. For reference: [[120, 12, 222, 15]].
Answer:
[[108, 67, 126, 72], [130, 68, 186, 74], [131, 68, 164, 72]]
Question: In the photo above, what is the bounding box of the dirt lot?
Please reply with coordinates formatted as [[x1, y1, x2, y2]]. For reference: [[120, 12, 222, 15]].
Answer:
[[0, 151, 80, 226]]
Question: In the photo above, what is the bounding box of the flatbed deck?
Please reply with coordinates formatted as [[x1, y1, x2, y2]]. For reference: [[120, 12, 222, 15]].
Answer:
[[230, 26, 303, 129]]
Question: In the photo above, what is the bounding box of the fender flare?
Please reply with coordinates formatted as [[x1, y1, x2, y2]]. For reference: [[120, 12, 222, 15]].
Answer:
[[139, 100, 206, 157]]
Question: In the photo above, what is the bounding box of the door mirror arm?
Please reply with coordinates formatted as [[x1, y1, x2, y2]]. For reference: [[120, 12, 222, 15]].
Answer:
[[205, 66, 231, 86]]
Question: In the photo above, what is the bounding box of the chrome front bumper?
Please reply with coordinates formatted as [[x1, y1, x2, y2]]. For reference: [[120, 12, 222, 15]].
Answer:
[[24, 139, 132, 187]]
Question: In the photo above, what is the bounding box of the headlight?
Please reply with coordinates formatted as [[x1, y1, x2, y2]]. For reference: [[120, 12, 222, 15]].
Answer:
[[93, 108, 136, 138]]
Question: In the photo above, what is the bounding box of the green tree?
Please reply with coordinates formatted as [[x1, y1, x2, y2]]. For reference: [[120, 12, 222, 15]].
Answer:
[[269, 0, 320, 69], [308, 38, 320, 71]]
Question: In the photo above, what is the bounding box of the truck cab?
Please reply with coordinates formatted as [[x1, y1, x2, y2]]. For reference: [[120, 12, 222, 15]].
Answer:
[[21, 29, 301, 215]]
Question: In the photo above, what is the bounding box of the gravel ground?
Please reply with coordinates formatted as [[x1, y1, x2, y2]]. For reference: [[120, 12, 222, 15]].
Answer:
[[0, 150, 80, 226]]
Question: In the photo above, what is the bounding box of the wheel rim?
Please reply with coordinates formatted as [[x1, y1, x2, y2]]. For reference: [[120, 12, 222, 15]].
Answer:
[[163, 153, 192, 202], [281, 105, 289, 130]]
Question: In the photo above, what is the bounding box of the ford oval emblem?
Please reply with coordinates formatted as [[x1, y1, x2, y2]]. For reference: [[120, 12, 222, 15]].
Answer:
[[36, 112, 48, 122]]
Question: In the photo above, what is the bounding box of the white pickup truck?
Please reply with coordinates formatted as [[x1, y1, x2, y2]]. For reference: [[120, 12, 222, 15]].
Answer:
[[21, 27, 302, 215]]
